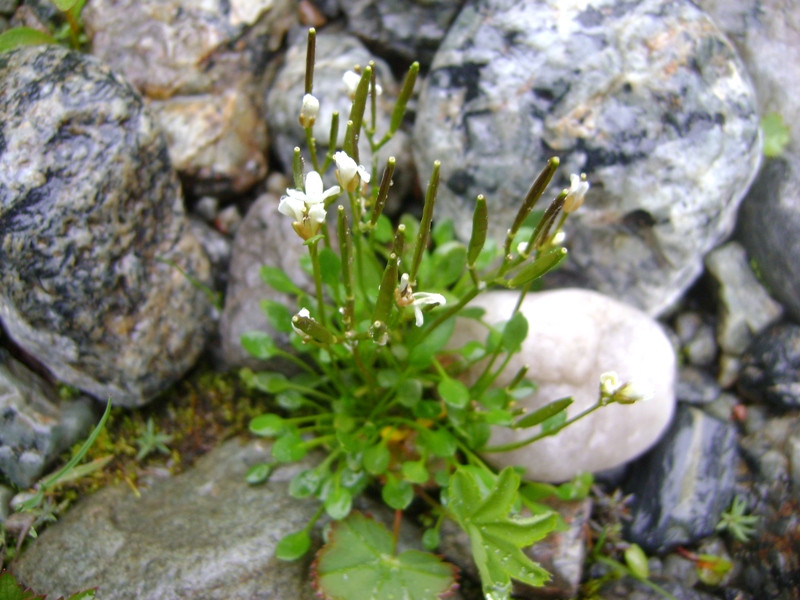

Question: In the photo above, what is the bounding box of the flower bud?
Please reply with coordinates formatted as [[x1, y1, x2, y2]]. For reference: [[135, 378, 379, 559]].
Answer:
[[563, 173, 589, 213], [299, 93, 319, 128], [614, 379, 655, 404]]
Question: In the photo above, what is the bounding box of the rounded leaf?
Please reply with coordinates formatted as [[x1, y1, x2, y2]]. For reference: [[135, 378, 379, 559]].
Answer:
[[249, 414, 286, 437], [272, 432, 307, 463], [276, 530, 311, 561], [245, 463, 273, 485], [382, 478, 414, 510]]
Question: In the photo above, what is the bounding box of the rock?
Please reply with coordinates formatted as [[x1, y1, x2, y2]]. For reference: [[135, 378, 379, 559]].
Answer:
[[675, 366, 721, 405], [596, 575, 722, 600], [739, 413, 800, 485], [265, 29, 414, 204], [11, 439, 322, 599], [704, 242, 783, 356], [623, 406, 738, 553], [414, 0, 761, 316], [0, 0, 18, 16], [84, 0, 296, 196], [0, 350, 96, 488], [187, 216, 232, 294], [0, 46, 213, 408], [735, 153, 800, 324], [11, 438, 452, 599], [739, 323, 800, 409], [450, 289, 676, 483], [217, 193, 313, 371], [0, 484, 13, 523], [340, 0, 466, 67]]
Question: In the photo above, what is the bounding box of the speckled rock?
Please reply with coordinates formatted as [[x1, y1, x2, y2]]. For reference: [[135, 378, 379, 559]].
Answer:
[[84, 0, 296, 195], [0, 46, 213, 407], [414, 0, 761, 316], [341, 0, 465, 66], [217, 192, 313, 371], [739, 323, 800, 409], [704, 242, 783, 356], [0, 350, 95, 488], [450, 289, 677, 483], [623, 406, 738, 553], [266, 29, 414, 204]]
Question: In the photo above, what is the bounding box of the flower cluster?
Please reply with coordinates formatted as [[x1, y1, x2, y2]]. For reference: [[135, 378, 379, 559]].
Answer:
[[278, 171, 339, 240], [600, 371, 655, 404]]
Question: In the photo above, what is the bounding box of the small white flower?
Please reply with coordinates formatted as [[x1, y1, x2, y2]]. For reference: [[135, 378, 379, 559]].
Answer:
[[411, 292, 446, 327], [517, 242, 529, 255], [278, 195, 306, 222], [293, 171, 340, 206], [563, 173, 589, 213], [600, 371, 621, 396], [552, 231, 566, 246], [279, 172, 339, 239], [343, 69, 382, 100], [299, 93, 319, 128], [292, 308, 311, 337], [615, 379, 655, 404], [334, 151, 370, 192]]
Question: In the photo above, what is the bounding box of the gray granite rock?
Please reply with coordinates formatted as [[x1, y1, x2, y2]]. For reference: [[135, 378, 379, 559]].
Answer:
[[704, 242, 783, 355], [735, 153, 800, 324], [739, 323, 800, 409], [0, 46, 213, 408], [623, 406, 738, 553], [266, 29, 414, 204], [187, 216, 232, 294], [217, 192, 313, 371], [0, 350, 95, 488], [341, 0, 465, 67], [675, 366, 721, 405], [0, 0, 17, 16], [450, 289, 676, 483], [414, 0, 761, 316], [11, 439, 324, 599], [84, 0, 296, 195]]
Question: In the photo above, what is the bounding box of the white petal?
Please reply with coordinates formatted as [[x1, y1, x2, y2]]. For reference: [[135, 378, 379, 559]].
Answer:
[[356, 164, 371, 183], [412, 292, 446, 308], [278, 195, 305, 221], [308, 203, 326, 224], [413, 305, 424, 327], [304, 171, 324, 203]]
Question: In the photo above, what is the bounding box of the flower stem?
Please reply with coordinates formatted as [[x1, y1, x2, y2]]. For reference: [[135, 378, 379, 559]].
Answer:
[[308, 240, 327, 328]]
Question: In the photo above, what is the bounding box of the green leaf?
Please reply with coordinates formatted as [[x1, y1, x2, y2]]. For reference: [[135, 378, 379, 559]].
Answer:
[[500, 311, 529, 353], [65, 591, 96, 600], [0, 27, 57, 54], [437, 377, 470, 408], [0, 570, 45, 599], [272, 432, 307, 462], [289, 469, 323, 498], [249, 414, 286, 437], [276, 530, 311, 561], [319, 247, 342, 287], [401, 460, 429, 484], [483, 410, 515, 426], [431, 241, 467, 288], [325, 486, 353, 520], [314, 512, 457, 600], [363, 442, 390, 475], [761, 112, 791, 158], [51, 0, 79, 10], [260, 300, 294, 333], [480, 387, 511, 410], [396, 379, 422, 408], [506, 248, 568, 287], [515, 398, 573, 429], [413, 400, 443, 420], [241, 331, 278, 360], [459, 307, 486, 320], [695, 554, 733, 586], [249, 372, 290, 394], [519, 482, 559, 503], [408, 317, 455, 369], [422, 528, 441, 551], [432, 218, 456, 247], [624, 544, 649, 580], [374, 213, 394, 243], [555, 472, 593, 501], [509, 379, 537, 400], [447, 467, 556, 598], [260, 265, 303, 295], [540, 409, 567, 434], [420, 428, 457, 458], [277, 389, 305, 410], [382, 477, 414, 510], [245, 463, 273, 485]]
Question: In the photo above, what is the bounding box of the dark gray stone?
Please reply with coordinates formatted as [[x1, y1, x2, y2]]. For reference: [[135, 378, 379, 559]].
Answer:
[[84, 0, 297, 196], [187, 216, 231, 293], [675, 366, 721, 405], [704, 241, 783, 355], [739, 323, 800, 409], [0, 350, 95, 488], [414, 0, 761, 316], [623, 406, 738, 553], [341, 0, 466, 66], [0, 46, 213, 408]]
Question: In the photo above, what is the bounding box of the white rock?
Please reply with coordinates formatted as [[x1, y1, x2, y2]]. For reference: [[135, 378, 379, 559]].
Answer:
[[451, 289, 676, 482]]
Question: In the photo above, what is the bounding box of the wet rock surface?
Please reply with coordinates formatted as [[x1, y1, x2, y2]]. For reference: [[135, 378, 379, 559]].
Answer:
[[623, 406, 738, 553], [414, 0, 761, 316], [450, 289, 676, 483], [0, 350, 95, 488], [739, 323, 800, 409], [0, 46, 213, 408]]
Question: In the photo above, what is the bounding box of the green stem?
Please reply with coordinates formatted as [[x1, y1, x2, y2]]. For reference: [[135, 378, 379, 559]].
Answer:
[[305, 127, 320, 173], [308, 241, 327, 328], [482, 402, 603, 453], [593, 556, 679, 600], [305, 434, 336, 450], [415, 285, 481, 345]]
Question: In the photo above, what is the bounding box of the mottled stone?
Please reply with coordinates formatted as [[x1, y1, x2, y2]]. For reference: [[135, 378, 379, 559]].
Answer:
[[675, 366, 720, 405], [84, 0, 296, 195], [414, 0, 761, 316], [450, 289, 676, 483], [187, 216, 232, 293], [0, 46, 213, 407], [341, 0, 465, 66], [217, 193, 313, 371], [624, 406, 738, 553], [0, 350, 95, 488], [266, 30, 414, 204], [739, 323, 800, 409], [704, 242, 783, 355]]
